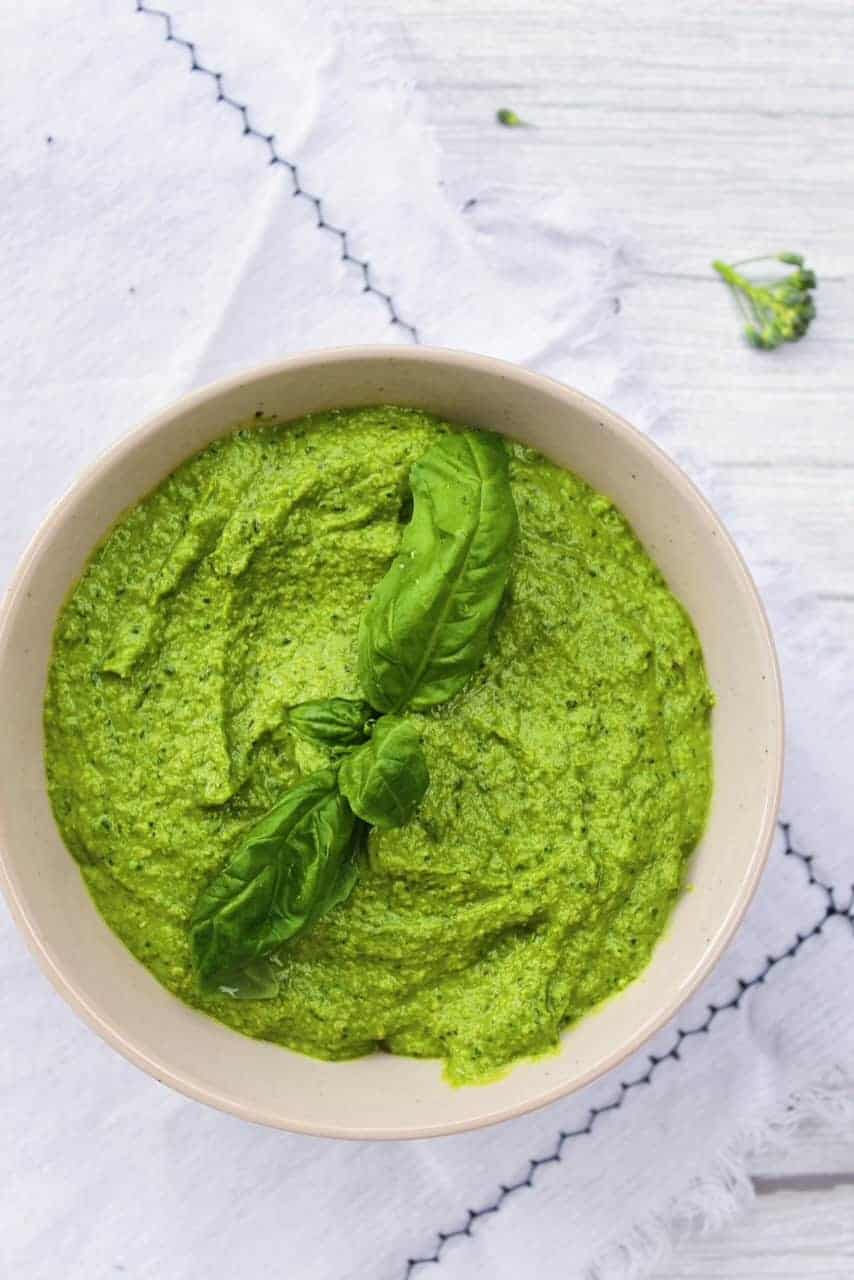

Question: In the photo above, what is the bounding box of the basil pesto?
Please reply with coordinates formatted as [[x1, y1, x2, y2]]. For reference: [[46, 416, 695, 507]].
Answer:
[[44, 407, 714, 1085], [188, 429, 514, 993]]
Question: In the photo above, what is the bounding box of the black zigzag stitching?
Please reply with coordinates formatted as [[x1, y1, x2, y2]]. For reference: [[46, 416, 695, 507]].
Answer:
[[403, 822, 854, 1277], [134, 2, 420, 343]]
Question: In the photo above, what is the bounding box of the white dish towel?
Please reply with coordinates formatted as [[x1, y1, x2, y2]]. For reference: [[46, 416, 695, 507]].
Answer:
[[0, 4, 851, 1278]]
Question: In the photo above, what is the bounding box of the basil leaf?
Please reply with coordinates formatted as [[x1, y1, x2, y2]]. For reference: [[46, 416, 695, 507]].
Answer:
[[190, 769, 359, 991], [288, 697, 373, 750], [358, 431, 518, 712], [339, 716, 429, 830]]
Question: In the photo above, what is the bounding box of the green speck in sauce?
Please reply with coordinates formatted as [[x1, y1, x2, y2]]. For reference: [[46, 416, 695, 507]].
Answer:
[[43, 406, 713, 1085]]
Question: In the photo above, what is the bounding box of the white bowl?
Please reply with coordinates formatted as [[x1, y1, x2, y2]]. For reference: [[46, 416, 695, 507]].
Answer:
[[0, 347, 783, 1138]]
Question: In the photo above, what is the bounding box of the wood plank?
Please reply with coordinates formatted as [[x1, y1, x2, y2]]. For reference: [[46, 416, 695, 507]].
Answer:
[[619, 278, 854, 469], [715, 464, 854, 601], [748, 1117, 854, 1182], [650, 1185, 854, 1278]]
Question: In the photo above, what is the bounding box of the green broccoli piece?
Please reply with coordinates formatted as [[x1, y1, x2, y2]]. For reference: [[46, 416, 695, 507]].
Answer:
[[496, 108, 527, 127], [712, 253, 817, 350]]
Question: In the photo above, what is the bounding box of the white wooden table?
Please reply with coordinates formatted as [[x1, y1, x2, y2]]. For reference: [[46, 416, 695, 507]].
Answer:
[[365, 1, 854, 1272]]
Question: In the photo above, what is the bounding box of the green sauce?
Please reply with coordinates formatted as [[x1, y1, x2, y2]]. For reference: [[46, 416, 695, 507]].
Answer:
[[44, 407, 713, 1084]]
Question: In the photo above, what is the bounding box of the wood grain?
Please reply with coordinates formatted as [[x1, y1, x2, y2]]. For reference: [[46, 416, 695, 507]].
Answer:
[[654, 1186, 854, 1277], [749, 1118, 854, 1182]]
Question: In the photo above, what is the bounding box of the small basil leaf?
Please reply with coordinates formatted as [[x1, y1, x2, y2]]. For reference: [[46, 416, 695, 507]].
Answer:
[[338, 716, 429, 830], [288, 697, 374, 750], [358, 430, 518, 712], [190, 769, 359, 990]]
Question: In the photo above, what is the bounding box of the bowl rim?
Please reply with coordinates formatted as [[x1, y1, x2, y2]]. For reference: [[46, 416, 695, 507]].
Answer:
[[0, 345, 784, 1139]]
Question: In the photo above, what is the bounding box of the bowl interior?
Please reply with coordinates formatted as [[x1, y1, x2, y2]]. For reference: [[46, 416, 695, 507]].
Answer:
[[0, 348, 782, 1138]]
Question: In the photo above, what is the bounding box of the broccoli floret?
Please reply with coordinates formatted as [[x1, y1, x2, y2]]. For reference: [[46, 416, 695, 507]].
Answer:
[[712, 253, 817, 350]]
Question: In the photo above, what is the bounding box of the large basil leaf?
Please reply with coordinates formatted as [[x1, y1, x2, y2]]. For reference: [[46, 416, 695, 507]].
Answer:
[[338, 715, 429, 830], [288, 697, 373, 750], [358, 431, 518, 712], [190, 769, 360, 992]]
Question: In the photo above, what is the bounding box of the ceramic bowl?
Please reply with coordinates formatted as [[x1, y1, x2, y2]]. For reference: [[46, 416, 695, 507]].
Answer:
[[0, 347, 783, 1138]]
